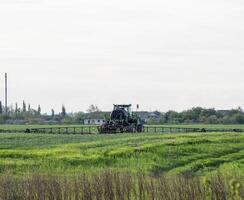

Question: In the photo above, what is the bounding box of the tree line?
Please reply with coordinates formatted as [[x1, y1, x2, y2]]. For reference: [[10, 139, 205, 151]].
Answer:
[[0, 101, 244, 124], [147, 107, 244, 124], [0, 100, 67, 124]]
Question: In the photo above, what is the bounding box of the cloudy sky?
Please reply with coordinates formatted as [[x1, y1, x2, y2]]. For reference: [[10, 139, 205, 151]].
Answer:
[[0, 0, 244, 113]]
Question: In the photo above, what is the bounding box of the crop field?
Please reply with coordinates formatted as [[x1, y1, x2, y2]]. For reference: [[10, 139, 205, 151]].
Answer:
[[0, 126, 243, 199], [0, 130, 243, 176]]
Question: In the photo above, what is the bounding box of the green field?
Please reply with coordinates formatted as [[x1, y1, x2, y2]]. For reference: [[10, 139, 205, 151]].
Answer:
[[0, 130, 243, 177], [0, 125, 243, 199]]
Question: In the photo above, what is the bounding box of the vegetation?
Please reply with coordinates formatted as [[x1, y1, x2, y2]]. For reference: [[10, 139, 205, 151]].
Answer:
[[0, 171, 243, 200], [0, 131, 243, 176], [0, 128, 243, 199], [1, 102, 244, 125], [156, 107, 244, 124], [0, 102, 108, 125]]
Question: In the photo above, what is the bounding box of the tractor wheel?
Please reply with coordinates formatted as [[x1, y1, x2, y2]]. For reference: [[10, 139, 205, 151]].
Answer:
[[127, 125, 135, 133], [136, 125, 143, 133]]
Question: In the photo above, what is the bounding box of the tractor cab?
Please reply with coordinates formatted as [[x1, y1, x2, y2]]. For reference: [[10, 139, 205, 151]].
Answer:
[[113, 104, 132, 116]]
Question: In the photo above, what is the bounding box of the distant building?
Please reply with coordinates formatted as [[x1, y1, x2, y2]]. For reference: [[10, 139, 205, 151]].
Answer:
[[137, 111, 161, 123], [84, 119, 106, 125]]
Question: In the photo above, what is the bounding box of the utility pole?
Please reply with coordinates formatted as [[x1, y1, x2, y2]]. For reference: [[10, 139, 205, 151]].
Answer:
[[5, 73, 7, 113]]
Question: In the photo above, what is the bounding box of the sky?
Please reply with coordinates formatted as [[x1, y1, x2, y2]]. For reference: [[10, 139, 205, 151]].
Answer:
[[0, 0, 244, 113]]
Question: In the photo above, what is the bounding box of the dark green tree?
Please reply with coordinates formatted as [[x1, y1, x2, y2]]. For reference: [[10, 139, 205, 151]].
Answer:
[[37, 105, 41, 115], [233, 113, 244, 124], [28, 104, 31, 113], [22, 101, 26, 112], [61, 105, 66, 117], [15, 103, 18, 113], [51, 109, 55, 118], [87, 104, 100, 113]]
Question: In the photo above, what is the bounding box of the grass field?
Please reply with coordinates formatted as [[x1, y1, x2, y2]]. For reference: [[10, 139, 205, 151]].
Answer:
[[0, 131, 243, 177], [0, 125, 243, 199]]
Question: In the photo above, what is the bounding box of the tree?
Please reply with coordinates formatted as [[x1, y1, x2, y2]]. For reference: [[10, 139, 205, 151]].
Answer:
[[61, 105, 66, 117], [237, 106, 243, 113], [87, 104, 100, 113], [51, 109, 55, 118], [37, 105, 41, 115], [9, 105, 14, 114], [233, 113, 244, 124], [15, 103, 18, 113], [28, 104, 31, 113], [0, 101, 2, 114], [206, 115, 219, 124], [22, 101, 26, 112]]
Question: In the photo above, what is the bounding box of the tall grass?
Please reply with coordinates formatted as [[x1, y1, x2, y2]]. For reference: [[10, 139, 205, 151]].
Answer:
[[0, 171, 243, 200]]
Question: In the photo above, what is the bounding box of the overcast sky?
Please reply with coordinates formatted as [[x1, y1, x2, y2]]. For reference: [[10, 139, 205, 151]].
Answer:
[[0, 0, 244, 113]]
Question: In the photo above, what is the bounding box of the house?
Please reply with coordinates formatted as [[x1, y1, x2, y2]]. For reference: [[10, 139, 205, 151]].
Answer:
[[84, 119, 106, 125], [137, 111, 161, 123]]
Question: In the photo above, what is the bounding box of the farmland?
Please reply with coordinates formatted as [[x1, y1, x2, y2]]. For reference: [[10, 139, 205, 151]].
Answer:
[[0, 128, 243, 176], [0, 125, 243, 199]]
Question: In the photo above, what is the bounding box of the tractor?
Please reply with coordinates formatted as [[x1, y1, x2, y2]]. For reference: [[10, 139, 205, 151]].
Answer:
[[98, 104, 144, 133]]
